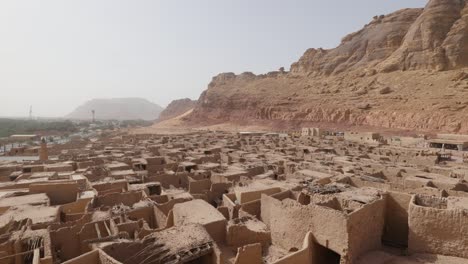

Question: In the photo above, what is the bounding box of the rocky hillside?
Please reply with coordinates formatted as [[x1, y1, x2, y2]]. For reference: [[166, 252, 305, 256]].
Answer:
[[158, 98, 197, 121], [66, 98, 163, 121], [188, 0, 468, 133]]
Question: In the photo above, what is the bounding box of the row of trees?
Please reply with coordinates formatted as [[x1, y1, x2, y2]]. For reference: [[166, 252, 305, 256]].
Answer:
[[0, 119, 78, 138], [0, 118, 153, 138]]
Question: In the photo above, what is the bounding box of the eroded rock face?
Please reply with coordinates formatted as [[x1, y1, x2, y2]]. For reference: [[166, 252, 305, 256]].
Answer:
[[380, 0, 468, 72], [290, 8, 424, 75], [443, 2, 468, 68], [188, 0, 468, 133], [290, 0, 468, 74]]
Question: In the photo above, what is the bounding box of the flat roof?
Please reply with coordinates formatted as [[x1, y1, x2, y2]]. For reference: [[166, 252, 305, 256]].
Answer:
[[0, 205, 59, 225], [428, 139, 468, 145], [173, 199, 226, 225], [0, 156, 39, 162], [0, 193, 49, 207]]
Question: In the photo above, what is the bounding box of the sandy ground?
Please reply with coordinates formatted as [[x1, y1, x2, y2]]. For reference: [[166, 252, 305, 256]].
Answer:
[[131, 108, 437, 137], [132, 109, 273, 135], [357, 249, 468, 264]]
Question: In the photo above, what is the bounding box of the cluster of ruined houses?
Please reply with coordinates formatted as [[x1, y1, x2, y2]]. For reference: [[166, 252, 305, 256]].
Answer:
[[0, 129, 468, 264]]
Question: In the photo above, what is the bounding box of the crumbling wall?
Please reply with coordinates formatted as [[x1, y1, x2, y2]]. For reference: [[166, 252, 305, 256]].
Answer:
[[259, 191, 292, 226], [98, 249, 122, 264], [408, 195, 468, 258], [387, 137, 426, 148], [271, 233, 314, 264], [222, 193, 240, 219], [51, 225, 83, 261], [95, 191, 143, 208], [61, 249, 100, 264], [149, 195, 168, 204], [344, 132, 380, 145], [233, 243, 262, 264], [226, 220, 271, 247], [30, 182, 78, 205], [45, 164, 74, 173], [382, 191, 411, 247], [207, 182, 232, 206], [172, 200, 227, 242], [261, 195, 348, 256], [189, 178, 211, 194], [211, 171, 248, 184], [400, 155, 438, 167], [50, 213, 92, 232], [116, 221, 141, 239], [78, 219, 117, 254], [146, 173, 188, 189], [154, 197, 191, 228], [126, 206, 157, 229], [240, 190, 292, 219], [347, 196, 386, 261], [236, 187, 282, 204], [349, 177, 390, 190], [77, 161, 95, 170], [239, 199, 261, 218], [210, 183, 232, 197], [0, 240, 14, 261], [0, 165, 18, 179], [60, 198, 92, 222], [92, 181, 128, 195]]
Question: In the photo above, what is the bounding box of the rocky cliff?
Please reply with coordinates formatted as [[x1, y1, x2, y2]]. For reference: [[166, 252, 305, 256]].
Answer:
[[188, 0, 468, 133], [158, 98, 197, 121]]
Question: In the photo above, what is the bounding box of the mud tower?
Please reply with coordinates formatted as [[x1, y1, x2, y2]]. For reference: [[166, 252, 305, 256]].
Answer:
[[39, 137, 48, 161]]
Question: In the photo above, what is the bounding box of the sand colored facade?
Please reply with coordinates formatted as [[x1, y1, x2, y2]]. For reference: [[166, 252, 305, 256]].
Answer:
[[0, 128, 467, 264]]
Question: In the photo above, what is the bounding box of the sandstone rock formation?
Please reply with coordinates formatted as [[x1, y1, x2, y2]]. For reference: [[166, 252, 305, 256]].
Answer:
[[290, 8, 424, 75], [158, 98, 197, 121], [380, 0, 468, 72], [188, 0, 468, 133]]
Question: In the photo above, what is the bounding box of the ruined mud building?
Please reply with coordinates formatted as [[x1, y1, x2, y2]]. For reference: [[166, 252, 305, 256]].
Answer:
[[0, 129, 468, 264]]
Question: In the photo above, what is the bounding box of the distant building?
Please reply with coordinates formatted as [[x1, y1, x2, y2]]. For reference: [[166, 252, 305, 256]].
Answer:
[[344, 132, 381, 144], [9, 134, 40, 141], [301, 127, 325, 137], [427, 139, 468, 151], [238, 132, 265, 137]]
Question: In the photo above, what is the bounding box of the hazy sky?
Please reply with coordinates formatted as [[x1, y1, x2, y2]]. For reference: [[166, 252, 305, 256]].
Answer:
[[0, 0, 426, 117]]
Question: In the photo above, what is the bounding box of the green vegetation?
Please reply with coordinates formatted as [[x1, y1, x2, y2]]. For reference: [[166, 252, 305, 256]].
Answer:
[[0, 118, 153, 138], [119, 120, 153, 128], [0, 118, 78, 138]]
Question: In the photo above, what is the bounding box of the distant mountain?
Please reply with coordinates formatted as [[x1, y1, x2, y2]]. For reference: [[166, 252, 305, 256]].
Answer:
[[66, 98, 163, 121], [158, 98, 197, 121]]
